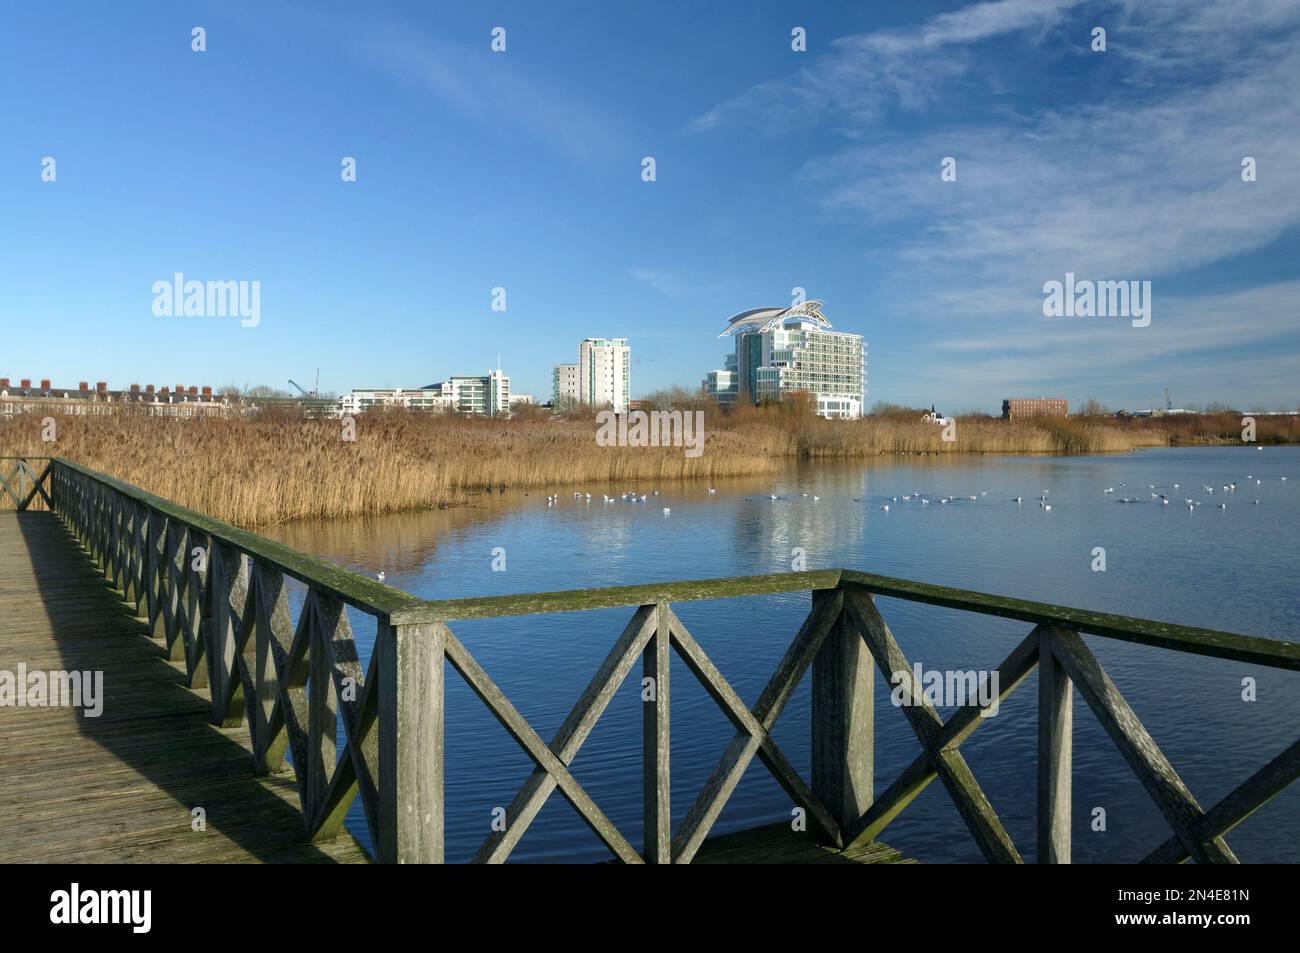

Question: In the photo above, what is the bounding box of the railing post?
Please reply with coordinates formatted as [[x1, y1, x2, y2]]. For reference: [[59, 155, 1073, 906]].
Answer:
[[145, 509, 167, 639], [188, 531, 212, 689], [643, 601, 671, 863], [45, 461, 57, 515], [377, 618, 444, 863], [1037, 626, 1073, 863], [811, 585, 873, 841], [163, 522, 188, 661]]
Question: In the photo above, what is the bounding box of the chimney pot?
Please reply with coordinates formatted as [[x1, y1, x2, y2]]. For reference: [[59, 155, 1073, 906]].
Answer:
[[40, 378, 51, 390], [20, 379, 31, 388]]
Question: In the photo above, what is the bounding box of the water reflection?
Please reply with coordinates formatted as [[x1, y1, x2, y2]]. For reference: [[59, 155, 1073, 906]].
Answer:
[[262, 447, 1300, 863], [270, 501, 494, 578]]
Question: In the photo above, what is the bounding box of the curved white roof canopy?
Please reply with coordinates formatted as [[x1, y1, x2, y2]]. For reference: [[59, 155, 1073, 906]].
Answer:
[[719, 300, 832, 337]]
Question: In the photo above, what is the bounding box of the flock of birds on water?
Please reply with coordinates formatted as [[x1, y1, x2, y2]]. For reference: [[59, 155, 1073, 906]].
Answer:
[[527, 469, 1288, 518], [1101, 473, 1286, 509], [370, 455, 1289, 582]]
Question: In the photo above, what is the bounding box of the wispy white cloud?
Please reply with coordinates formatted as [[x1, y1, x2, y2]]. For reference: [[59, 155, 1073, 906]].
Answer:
[[688, 0, 1084, 132], [850, 0, 1084, 52], [353, 22, 623, 163], [810, 38, 1300, 284], [898, 280, 1300, 408], [630, 267, 680, 298], [932, 281, 1300, 358], [692, 0, 1300, 404], [221, 3, 623, 163]]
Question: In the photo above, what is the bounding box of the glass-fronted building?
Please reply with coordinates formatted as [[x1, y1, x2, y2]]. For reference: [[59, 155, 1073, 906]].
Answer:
[[447, 370, 510, 417], [706, 301, 865, 419]]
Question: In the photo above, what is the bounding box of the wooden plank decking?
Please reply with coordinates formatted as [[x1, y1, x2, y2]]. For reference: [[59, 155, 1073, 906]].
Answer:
[[0, 511, 370, 863], [693, 822, 914, 864]]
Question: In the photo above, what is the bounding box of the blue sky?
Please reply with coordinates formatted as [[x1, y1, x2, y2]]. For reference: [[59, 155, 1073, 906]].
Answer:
[[2, 0, 1298, 412]]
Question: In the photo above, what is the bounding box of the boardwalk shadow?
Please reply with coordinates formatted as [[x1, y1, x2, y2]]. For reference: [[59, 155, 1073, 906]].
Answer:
[[5, 511, 358, 863]]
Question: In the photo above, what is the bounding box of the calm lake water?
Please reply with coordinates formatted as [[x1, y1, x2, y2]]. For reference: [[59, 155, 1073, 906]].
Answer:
[[265, 446, 1300, 863]]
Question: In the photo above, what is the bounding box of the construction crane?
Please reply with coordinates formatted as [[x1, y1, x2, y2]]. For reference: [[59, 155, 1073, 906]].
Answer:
[[1164, 387, 1173, 411], [289, 369, 322, 397]]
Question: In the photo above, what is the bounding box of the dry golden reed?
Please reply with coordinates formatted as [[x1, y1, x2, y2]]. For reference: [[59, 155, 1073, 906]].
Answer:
[[4, 406, 1288, 526], [1, 412, 786, 526]]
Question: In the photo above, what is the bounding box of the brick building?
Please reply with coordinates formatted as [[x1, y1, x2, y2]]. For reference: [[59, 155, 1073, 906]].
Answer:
[[1002, 397, 1068, 420]]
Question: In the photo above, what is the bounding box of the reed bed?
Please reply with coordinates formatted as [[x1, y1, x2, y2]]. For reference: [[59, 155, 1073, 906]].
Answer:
[[790, 415, 1166, 456], [2, 407, 1289, 526], [1124, 411, 1300, 445], [0, 413, 788, 525]]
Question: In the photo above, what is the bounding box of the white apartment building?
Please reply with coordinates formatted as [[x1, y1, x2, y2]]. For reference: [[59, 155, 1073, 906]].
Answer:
[[709, 301, 865, 419], [578, 338, 630, 413], [338, 386, 452, 415], [701, 354, 739, 409], [340, 369, 511, 418], [445, 370, 510, 417], [552, 363, 579, 407]]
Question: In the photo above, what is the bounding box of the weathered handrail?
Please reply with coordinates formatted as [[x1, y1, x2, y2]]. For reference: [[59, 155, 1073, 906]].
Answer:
[[389, 569, 1300, 670], [41, 456, 420, 617], [12, 457, 1300, 863]]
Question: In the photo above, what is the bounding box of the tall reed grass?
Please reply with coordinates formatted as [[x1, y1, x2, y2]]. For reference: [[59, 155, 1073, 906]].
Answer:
[[2, 406, 1289, 526], [0, 413, 786, 525]]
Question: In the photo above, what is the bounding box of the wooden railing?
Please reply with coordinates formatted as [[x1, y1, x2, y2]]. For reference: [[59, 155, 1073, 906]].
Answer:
[[0, 456, 52, 511], [35, 457, 427, 862], [12, 457, 1300, 863]]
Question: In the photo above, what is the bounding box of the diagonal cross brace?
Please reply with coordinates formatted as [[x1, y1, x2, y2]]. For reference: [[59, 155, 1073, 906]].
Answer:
[[1142, 736, 1300, 863], [309, 596, 381, 843], [17, 460, 52, 510], [443, 626, 644, 864], [668, 592, 846, 863], [1, 462, 23, 507], [1049, 630, 1237, 864], [472, 604, 657, 863], [843, 589, 1024, 863], [845, 623, 1041, 849]]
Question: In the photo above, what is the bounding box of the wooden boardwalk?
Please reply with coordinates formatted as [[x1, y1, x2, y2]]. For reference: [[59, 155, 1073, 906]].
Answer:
[[693, 823, 914, 864], [0, 510, 908, 864], [0, 511, 369, 863], [11, 455, 1293, 865]]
